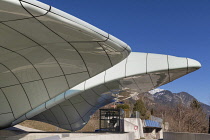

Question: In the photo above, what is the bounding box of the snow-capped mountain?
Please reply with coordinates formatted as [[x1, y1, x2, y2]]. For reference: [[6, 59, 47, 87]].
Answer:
[[149, 89, 210, 115], [148, 88, 164, 95]]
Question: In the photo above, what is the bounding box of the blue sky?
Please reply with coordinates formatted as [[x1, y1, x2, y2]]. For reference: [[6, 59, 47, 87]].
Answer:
[[39, 0, 210, 104]]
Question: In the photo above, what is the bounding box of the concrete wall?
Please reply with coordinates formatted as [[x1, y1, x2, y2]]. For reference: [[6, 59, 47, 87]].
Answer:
[[1, 132, 134, 140], [62, 132, 134, 140], [164, 132, 210, 140], [124, 118, 144, 139]]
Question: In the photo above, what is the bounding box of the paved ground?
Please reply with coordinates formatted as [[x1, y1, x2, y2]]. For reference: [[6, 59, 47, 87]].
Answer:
[[10, 125, 43, 132], [0, 126, 134, 140]]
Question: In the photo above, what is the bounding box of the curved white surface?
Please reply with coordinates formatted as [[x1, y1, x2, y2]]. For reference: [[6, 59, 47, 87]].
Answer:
[[0, 0, 130, 129], [0, 0, 201, 131], [26, 52, 200, 131]]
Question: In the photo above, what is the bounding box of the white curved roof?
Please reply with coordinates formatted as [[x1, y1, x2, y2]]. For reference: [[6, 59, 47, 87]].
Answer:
[[0, 0, 130, 129], [17, 52, 200, 131], [0, 0, 201, 131]]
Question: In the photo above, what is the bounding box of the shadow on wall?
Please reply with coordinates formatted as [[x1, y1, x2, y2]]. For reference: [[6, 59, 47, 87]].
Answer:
[[0, 128, 28, 140]]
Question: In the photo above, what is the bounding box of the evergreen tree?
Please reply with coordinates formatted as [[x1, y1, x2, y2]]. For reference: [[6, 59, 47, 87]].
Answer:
[[133, 99, 150, 120], [190, 99, 201, 110], [116, 104, 129, 110], [151, 108, 154, 115]]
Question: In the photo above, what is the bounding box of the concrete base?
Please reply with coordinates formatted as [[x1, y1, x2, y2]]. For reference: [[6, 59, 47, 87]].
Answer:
[[124, 118, 144, 139], [163, 132, 210, 140], [0, 132, 135, 140], [0, 126, 134, 140]]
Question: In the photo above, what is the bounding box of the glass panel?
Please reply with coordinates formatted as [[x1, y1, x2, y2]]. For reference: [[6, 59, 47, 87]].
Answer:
[[0, 50, 40, 83], [22, 80, 49, 108], [82, 107, 97, 122], [0, 113, 14, 128], [0, 64, 19, 87], [18, 47, 63, 79], [44, 76, 68, 98], [121, 77, 140, 93], [74, 101, 92, 117], [41, 109, 59, 125], [5, 18, 64, 44], [99, 40, 124, 52], [109, 49, 129, 66], [69, 95, 84, 104], [50, 105, 69, 125], [72, 42, 111, 77], [42, 42, 87, 75], [36, 114, 48, 122], [105, 81, 122, 92], [0, 1, 32, 21], [0, 24, 37, 51], [81, 89, 100, 106], [149, 70, 170, 88], [132, 74, 154, 93], [71, 119, 85, 131], [60, 125, 71, 130], [66, 72, 89, 89], [92, 85, 112, 100], [60, 101, 81, 124], [21, 1, 49, 17], [169, 68, 187, 82], [50, 6, 109, 39], [37, 12, 107, 42], [99, 41, 129, 65], [0, 90, 11, 114], [3, 85, 31, 118], [92, 85, 110, 97]]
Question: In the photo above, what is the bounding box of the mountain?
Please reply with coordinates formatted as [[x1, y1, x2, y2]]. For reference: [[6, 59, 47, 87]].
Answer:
[[153, 90, 195, 106], [148, 89, 210, 115], [201, 103, 210, 115]]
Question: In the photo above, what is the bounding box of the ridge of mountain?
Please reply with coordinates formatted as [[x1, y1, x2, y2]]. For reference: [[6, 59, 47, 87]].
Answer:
[[146, 89, 210, 115]]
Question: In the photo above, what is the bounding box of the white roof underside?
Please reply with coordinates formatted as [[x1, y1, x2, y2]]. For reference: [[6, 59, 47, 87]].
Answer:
[[29, 52, 200, 131], [0, 0, 130, 129], [0, 0, 201, 131]]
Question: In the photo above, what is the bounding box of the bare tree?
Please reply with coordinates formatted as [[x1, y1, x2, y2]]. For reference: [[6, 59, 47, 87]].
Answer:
[[157, 101, 208, 133]]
